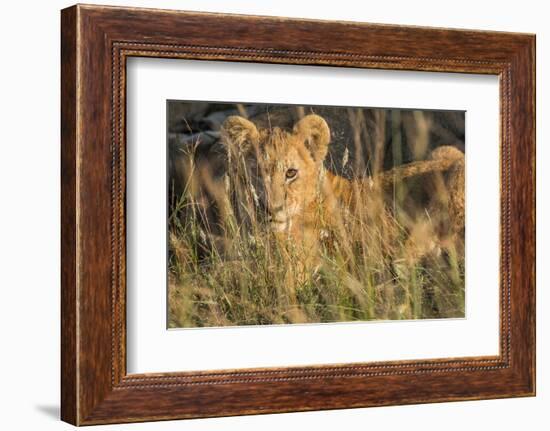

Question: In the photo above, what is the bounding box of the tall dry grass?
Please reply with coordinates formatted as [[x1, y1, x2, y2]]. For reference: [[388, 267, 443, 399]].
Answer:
[[168, 107, 465, 328]]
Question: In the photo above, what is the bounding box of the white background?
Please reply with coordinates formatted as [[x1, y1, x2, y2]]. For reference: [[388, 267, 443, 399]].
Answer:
[[0, 0, 546, 430], [127, 59, 500, 373]]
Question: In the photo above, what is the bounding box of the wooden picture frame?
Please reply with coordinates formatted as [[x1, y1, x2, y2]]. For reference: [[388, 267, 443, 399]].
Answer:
[[61, 4, 535, 425]]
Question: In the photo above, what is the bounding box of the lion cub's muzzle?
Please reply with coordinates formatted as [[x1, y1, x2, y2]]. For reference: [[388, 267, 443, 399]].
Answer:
[[267, 207, 289, 232]]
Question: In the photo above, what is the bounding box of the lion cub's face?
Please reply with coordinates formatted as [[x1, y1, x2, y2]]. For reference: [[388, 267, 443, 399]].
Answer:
[[259, 129, 320, 232], [221, 114, 331, 233]]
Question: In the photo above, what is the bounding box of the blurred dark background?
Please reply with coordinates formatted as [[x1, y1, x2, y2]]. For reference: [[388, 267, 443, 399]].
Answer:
[[168, 101, 465, 180]]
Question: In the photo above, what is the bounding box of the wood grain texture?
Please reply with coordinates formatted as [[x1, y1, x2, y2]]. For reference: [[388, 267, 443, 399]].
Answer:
[[60, 4, 536, 425], [60, 5, 78, 425]]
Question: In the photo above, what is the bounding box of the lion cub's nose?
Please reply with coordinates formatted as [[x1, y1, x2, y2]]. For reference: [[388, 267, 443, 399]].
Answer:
[[267, 204, 284, 218]]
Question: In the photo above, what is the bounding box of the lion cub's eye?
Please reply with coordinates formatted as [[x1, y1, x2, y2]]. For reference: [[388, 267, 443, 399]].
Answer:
[[285, 168, 298, 180]]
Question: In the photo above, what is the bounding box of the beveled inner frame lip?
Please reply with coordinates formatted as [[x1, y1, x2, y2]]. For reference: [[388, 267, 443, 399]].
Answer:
[[61, 4, 534, 425], [113, 42, 512, 387]]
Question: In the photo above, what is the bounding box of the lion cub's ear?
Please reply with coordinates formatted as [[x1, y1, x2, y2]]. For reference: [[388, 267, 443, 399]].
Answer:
[[293, 114, 330, 164], [220, 116, 259, 156]]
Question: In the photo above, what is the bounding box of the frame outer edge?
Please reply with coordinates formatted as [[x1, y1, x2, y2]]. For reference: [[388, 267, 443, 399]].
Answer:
[[507, 35, 536, 395], [527, 35, 536, 395], [531, 34, 537, 396], [523, 34, 536, 395], [61, 5, 79, 426]]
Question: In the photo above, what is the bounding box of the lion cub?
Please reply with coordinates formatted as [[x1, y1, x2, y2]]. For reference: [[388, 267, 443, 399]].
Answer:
[[221, 114, 465, 278]]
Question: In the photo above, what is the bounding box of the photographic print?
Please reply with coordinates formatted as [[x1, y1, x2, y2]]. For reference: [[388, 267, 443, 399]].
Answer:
[[167, 102, 465, 328]]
